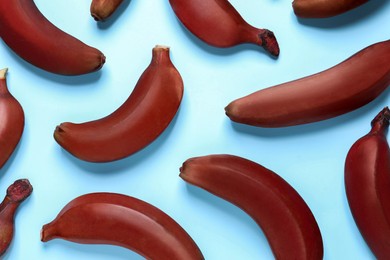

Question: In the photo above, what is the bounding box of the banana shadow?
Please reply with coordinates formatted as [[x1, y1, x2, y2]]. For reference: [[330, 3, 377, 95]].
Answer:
[[0, 41, 103, 86], [97, 0, 132, 30], [340, 187, 374, 258], [0, 132, 25, 181], [183, 183, 272, 256], [165, 4, 279, 60], [41, 239, 141, 260], [295, 0, 389, 28], [58, 105, 183, 174], [228, 87, 390, 138]]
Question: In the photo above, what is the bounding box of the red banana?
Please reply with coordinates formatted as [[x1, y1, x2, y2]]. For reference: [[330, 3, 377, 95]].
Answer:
[[90, 0, 125, 21], [293, 0, 369, 18], [41, 192, 204, 260], [0, 179, 33, 256], [0, 0, 105, 75], [180, 154, 323, 259], [225, 40, 390, 127], [54, 45, 183, 162], [168, 0, 279, 57], [345, 107, 390, 259], [0, 68, 24, 169]]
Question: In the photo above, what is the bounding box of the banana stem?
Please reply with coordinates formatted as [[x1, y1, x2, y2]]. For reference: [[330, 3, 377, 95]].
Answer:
[[6, 179, 33, 202], [258, 29, 279, 57], [370, 107, 390, 134]]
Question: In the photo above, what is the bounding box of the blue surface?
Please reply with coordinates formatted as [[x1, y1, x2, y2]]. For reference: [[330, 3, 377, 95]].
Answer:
[[0, 0, 389, 259]]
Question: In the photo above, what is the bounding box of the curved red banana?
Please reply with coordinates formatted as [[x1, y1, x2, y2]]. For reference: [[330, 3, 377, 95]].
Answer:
[[0, 179, 33, 256], [0, 68, 24, 169], [293, 0, 369, 18], [54, 45, 183, 162], [0, 0, 105, 75], [345, 107, 390, 259], [168, 0, 279, 57], [90, 0, 125, 21], [41, 192, 204, 260], [180, 154, 323, 259], [225, 40, 390, 127]]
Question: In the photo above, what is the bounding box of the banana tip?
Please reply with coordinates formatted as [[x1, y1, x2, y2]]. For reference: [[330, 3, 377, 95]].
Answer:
[[55, 124, 65, 133], [0, 68, 9, 79], [53, 124, 66, 144], [179, 166, 185, 177], [91, 12, 104, 22], [224, 105, 230, 116], [179, 159, 198, 182], [179, 162, 191, 180], [97, 53, 106, 70], [40, 224, 52, 242], [40, 228, 45, 242], [224, 103, 236, 121], [155, 45, 170, 50]]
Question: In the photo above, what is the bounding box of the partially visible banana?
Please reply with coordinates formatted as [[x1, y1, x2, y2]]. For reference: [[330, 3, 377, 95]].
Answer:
[[0, 68, 24, 169], [0, 0, 105, 75], [54, 45, 183, 162], [91, 0, 125, 21], [41, 192, 204, 260], [345, 107, 390, 259], [0, 179, 33, 256], [180, 154, 323, 259], [293, 0, 369, 18]]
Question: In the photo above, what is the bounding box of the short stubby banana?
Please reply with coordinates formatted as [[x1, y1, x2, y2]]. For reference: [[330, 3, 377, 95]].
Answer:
[[54, 45, 183, 162]]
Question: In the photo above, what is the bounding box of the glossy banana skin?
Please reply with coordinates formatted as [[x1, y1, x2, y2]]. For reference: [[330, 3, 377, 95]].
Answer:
[[345, 107, 390, 259], [41, 192, 204, 260], [225, 40, 390, 128], [180, 154, 323, 259], [0, 179, 33, 256], [90, 0, 125, 21], [0, 69, 24, 169], [0, 0, 105, 75], [54, 46, 183, 162], [168, 0, 279, 57], [293, 0, 369, 18]]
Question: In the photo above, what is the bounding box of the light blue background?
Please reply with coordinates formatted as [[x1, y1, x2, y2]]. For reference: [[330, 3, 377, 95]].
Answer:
[[0, 0, 389, 259]]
